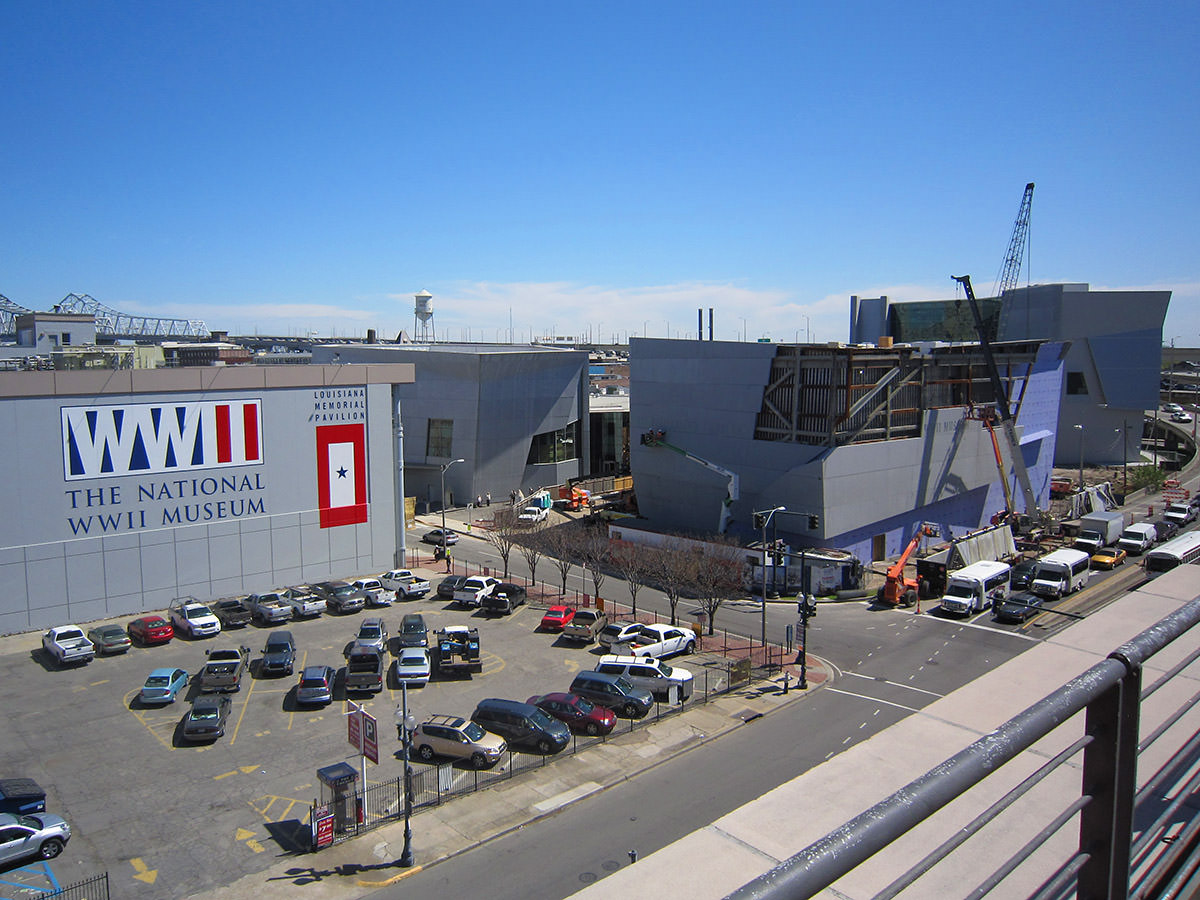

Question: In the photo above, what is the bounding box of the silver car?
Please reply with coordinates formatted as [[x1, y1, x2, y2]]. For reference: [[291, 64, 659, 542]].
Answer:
[[0, 812, 71, 863], [296, 664, 335, 705]]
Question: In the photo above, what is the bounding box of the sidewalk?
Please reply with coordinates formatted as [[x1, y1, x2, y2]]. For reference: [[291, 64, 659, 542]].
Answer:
[[191, 664, 823, 900]]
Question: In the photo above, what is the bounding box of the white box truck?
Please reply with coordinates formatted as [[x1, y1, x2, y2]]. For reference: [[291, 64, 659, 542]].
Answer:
[[1072, 510, 1127, 554], [1116, 522, 1158, 556], [937, 560, 1012, 616], [1030, 548, 1091, 599]]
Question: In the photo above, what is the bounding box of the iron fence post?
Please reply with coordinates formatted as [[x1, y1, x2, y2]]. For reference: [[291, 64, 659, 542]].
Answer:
[[1078, 659, 1141, 899]]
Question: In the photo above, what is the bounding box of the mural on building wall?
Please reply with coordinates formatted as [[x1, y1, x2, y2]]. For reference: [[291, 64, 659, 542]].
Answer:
[[316, 423, 367, 528]]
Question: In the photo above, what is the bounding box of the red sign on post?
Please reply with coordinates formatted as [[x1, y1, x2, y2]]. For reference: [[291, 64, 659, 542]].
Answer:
[[362, 711, 379, 765], [313, 812, 335, 850], [347, 708, 362, 752]]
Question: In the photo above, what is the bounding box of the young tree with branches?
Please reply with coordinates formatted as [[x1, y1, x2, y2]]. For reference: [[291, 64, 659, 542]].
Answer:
[[693, 539, 748, 634], [481, 507, 521, 578], [579, 528, 611, 603], [649, 538, 702, 625], [539, 523, 585, 596], [610, 541, 655, 620], [517, 524, 547, 588]]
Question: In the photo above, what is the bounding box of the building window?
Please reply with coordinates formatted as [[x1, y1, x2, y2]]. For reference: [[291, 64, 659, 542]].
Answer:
[[427, 419, 454, 458], [527, 421, 580, 464], [61, 332, 71, 346], [1066, 372, 1089, 396]]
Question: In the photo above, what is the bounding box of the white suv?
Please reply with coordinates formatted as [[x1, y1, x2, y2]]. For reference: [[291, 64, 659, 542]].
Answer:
[[595, 654, 694, 702]]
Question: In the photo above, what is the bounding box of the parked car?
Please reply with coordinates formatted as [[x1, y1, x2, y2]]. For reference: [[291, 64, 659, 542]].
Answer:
[[343, 642, 385, 693], [181, 694, 233, 741], [412, 714, 506, 768], [316, 580, 368, 615], [1154, 519, 1180, 541], [138, 667, 190, 705], [243, 591, 295, 626], [517, 505, 549, 524], [0, 812, 71, 864], [595, 654, 694, 701], [397, 613, 429, 649], [259, 631, 297, 677], [211, 598, 254, 628], [1010, 559, 1039, 591], [527, 692, 616, 736], [562, 608, 608, 643], [380, 569, 431, 599], [86, 624, 132, 655], [281, 585, 325, 619], [197, 646, 251, 692], [437, 575, 468, 600], [482, 583, 527, 615], [453, 576, 500, 609], [41, 626, 94, 666], [992, 590, 1046, 624], [295, 665, 336, 706], [352, 577, 391, 607], [569, 670, 655, 719], [168, 598, 222, 639], [421, 528, 459, 547], [540, 605, 576, 632], [394, 647, 432, 686], [127, 615, 174, 646], [472, 698, 570, 754], [597, 621, 643, 650], [1090, 547, 1127, 570], [356, 617, 389, 652]]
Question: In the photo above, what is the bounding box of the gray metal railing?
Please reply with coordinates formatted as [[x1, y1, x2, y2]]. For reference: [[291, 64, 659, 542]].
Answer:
[[726, 596, 1200, 900]]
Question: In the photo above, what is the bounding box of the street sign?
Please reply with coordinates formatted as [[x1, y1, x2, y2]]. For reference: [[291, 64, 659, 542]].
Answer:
[[347, 708, 362, 752], [312, 811, 335, 850], [362, 711, 379, 765]]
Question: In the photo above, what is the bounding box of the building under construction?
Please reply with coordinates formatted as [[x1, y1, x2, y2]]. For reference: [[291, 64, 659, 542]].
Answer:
[[630, 336, 1066, 565]]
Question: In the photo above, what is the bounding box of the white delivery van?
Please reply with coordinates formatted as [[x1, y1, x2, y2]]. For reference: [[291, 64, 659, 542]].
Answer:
[[1116, 522, 1158, 556], [1030, 548, 1091, 600], [938, 560, 1012, 616]]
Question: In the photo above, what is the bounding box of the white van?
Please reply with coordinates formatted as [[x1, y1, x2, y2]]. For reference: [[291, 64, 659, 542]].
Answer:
[[595, 655, 694, 702], [1116, 522, 1158, 556], [1030, 548, 1091, 599], [938, 560, 1012, 616]]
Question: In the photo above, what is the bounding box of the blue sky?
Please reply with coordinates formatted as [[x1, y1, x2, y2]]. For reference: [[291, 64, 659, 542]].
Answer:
[[4, 2, 1197, 346]]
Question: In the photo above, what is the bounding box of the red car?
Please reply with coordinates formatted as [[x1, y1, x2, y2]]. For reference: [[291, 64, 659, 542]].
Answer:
[[528, 692, 616, 736], [127, 615, 174, 646], [540, 605, 575, 632]]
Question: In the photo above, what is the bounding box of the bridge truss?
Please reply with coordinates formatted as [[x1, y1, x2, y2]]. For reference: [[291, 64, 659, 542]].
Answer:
[[52, 293, 208, 338]]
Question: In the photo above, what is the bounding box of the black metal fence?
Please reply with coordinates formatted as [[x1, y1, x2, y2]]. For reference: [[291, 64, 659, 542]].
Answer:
[[44, 872, 109, 900], [311, 660, 756, 848], [725, 595, 1200, 900]]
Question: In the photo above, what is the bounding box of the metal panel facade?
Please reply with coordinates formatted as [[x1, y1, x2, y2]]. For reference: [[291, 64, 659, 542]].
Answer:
[[0, 372, 406, 632]]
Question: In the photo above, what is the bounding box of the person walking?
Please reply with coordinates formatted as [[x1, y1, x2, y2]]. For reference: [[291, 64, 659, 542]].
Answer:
[[485, 491, 491, 506]]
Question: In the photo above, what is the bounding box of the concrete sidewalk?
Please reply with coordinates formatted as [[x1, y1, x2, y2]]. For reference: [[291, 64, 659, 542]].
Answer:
[[191, 663, 823, 900]]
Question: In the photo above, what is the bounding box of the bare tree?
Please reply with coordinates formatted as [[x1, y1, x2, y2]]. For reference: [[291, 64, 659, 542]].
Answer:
[[539, 523, 586, 596], [611, 541, 655, 620], [516, 524, 546, 587], [579, 528, 611, 602], [481, 507, 521, 578], [693, 539, 747, 635], [648, 538, 702, 625]]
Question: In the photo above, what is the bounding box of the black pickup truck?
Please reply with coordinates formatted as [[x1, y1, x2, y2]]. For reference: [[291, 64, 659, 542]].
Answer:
[[211, 598, 253, 628]]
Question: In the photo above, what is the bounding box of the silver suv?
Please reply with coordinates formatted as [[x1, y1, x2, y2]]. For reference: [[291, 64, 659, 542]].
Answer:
[[413, 715, 507, 769], [0, 812, 71, 863]]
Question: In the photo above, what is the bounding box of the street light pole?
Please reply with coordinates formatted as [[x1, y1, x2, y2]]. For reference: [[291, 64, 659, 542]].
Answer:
[[754, 506, 786, 657], [1121, 420, 1129, 497], [398, 681, 415, 867], [439, 458, 465, 544], [1073, 424, 1084, 491]]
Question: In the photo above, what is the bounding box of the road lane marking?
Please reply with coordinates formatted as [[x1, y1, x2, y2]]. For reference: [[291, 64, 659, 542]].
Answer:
[[843, 671, 944, 697], [825, 687, 924, 713], [130, 858, 158, 884]]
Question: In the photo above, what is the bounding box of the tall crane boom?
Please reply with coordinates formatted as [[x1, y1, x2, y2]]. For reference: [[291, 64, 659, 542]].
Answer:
[[952, 274, 1044, 522], [994, 182, 1034, 300]]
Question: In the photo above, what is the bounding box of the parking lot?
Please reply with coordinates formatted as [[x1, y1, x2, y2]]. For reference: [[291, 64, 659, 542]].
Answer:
[[0, 574, 727, 900]]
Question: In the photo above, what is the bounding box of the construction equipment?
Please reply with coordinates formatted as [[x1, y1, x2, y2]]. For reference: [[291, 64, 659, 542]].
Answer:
[[640, 430, 739, 533], [953, 274, 1048, 533], [993, 183, 1034, 300], [878, 524, 936, 607]]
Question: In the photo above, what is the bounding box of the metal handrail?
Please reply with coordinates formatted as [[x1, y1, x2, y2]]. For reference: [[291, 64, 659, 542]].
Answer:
[[725, 596, 1200, 900]]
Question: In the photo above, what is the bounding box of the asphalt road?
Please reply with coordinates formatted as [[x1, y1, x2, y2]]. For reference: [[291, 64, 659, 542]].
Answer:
[[378, 610, 1038, 900]]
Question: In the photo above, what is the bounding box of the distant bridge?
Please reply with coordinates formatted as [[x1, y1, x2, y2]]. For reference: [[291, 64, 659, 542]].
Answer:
[[52, 293, 208, 338]]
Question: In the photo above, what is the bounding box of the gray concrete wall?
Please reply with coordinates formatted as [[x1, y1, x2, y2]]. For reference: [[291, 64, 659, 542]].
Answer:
[[0, 368, 408, 633]]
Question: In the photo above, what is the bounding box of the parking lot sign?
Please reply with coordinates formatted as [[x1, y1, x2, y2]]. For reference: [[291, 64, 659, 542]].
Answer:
[[347, 707, 362, 752], [362, 711, 379, 765]]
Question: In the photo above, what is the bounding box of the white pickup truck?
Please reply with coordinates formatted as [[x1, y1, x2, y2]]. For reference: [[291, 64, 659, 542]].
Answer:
[[517, 505, 549, 524], [453, 576, 500, 609], [379, 569, 431, 599], [611, 623, 697, 659], [282, 585, 325, 619], [244, 591, 295, 625], [351, 577, 391, 607], [168, 599, 222, 639], [42, 626, 95, 666]]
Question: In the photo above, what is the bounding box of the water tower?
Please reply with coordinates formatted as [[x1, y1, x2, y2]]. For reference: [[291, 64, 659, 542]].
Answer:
[[413, 290, 435, 343]]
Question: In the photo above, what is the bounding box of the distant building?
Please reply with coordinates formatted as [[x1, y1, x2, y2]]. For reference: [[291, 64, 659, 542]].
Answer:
[[850, 283, 1171, 465], [310, 343, 590, 511], [630, 336, 1066, 565]]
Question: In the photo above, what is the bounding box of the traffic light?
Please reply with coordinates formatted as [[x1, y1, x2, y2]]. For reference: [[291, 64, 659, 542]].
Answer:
[[753, 512, 766, 529], [808, 514, 820, 530]]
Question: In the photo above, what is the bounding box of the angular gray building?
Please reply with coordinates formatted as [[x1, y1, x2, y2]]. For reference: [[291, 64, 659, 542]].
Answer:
[[311, 343, 589, 511]]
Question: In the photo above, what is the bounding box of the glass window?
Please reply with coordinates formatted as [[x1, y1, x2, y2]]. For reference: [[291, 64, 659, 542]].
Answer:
[[426, 419, 453, 458], [1066, 372, 1088, 395], [527, 421, 580, 464]]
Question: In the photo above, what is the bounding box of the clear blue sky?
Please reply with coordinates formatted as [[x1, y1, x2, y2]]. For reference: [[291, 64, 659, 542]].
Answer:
[[4, 2, 1197, 346]]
